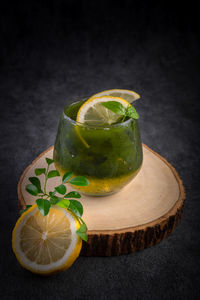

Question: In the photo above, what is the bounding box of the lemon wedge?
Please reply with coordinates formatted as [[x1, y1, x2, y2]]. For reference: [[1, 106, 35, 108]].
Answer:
[[91, 89, 140, 103], [76, 96, 130, 126], [12, 205, 82, 275]]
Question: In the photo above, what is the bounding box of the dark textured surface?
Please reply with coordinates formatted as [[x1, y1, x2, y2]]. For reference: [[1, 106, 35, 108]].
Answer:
[[0, 1, 200, 299]]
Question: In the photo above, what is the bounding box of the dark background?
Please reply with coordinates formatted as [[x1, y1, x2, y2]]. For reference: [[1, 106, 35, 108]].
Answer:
[[0, 1, 200, 299]]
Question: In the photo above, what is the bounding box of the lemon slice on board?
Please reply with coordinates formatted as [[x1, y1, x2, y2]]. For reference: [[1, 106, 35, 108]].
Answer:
[[12, 205, 82, 275], [91, 89, 140, 103], [76, 96, 130, 126]]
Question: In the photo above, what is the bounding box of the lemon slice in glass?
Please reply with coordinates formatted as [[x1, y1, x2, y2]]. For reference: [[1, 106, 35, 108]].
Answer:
[[91, 89, 140, 104], [12, 205, 82, 275], [76, 96, 130, 126]]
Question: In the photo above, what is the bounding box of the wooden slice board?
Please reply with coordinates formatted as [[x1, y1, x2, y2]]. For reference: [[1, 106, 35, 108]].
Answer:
[[18, 144, 185, 256]]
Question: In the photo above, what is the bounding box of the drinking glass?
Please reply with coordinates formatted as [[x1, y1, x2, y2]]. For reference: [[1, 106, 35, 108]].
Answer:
[[53, 99, 143, 196]]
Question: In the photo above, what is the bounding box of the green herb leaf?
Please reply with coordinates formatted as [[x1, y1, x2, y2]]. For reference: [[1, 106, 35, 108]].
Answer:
[[69, 176, 89, 186], [36, 199, 51, 216], [102, 101, 126, 115], [19, 205, 32, 215], [50, 195, 60, 204], [35, 168, 46, 176], [65, 191, 81, 199], [69, 200, 83, 217], [26, 184, 38, 196], [29, 177, 43, 193], [49, 191, 56, 197], [25, 162, 89, 236], [62, 171, 73, 183], [45, 158, 54, 165], [76, 224, 88, 242], [55, 184, 66, 195], [47, 170, 60, 178], [49, 191, 56, 196], [57, 198, 70, 208], [102, 101, 139, 121], [126, 106, 139, 119]]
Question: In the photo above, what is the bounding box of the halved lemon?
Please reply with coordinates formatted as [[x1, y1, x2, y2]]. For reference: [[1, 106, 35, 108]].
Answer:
[[12, 205, 82, 275], [76, 96, 130, 126], [91, 89, 140, 103]]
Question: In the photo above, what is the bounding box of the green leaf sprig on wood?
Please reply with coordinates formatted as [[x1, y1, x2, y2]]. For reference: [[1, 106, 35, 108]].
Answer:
[[21, 157, 89, 242], [101, 101, 139, 122]]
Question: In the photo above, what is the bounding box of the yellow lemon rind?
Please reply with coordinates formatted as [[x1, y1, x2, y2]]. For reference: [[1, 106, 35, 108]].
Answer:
[[91, 89, 140, 102], [12, 204, 82, 276], [76, 95, 131, 124]]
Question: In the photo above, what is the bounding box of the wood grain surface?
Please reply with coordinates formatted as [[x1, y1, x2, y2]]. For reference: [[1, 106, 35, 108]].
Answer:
[[18, 144, 185, 256]]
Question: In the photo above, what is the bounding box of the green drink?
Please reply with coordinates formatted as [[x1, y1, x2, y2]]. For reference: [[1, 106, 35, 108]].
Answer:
[[53, 97, 143, 196]]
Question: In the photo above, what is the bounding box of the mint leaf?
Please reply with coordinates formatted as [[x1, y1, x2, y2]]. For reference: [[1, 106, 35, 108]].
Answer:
[[62, 171, 73, 183], [55, 184, 66, 195], [26, 184, 38, 196], [69, 200, 83, 217], [76, 224, 88, 242], [36, 199, 51, 216], [19, 205, 32, 215], [29, 177, 42, 193], [102, 101, 126, 115], [126, 106, 139, 119], [57, 198, 70, 208], [47, 170, 60, 178], [102, 101, 139, 121], [35, 168, 46, 176], [69, 176, 89, 186], [45, 158, 54, 165], [65, 191, 81, 199]]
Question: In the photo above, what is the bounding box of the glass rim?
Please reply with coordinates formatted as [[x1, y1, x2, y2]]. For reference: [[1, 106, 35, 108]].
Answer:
[[62, 98, 137, 129], [63, 108, 136, 129]]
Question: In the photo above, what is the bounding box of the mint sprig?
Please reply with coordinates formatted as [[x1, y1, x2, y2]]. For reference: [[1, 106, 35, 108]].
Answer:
[[21, 158, 89, 242], [101, 101, 139, 122]]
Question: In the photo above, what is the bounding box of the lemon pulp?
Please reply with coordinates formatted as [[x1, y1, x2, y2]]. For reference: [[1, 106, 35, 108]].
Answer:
[[12, 205, 82, 275], [76, 96, 130, 125]]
